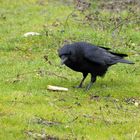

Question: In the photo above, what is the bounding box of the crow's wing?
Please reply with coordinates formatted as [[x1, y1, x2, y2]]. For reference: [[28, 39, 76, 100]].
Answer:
[[97, 46, 111, 50], [97, 46, 128, 57], [109, 52, 128, 57], [84, 46, 111, 65]]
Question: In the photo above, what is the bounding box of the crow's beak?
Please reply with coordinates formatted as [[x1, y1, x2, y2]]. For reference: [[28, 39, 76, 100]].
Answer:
[[61, 56, 68, 65]]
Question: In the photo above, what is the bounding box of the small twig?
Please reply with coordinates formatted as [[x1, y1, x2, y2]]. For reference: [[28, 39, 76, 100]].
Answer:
[[47, 71, 68, 80], [35, 117, 62, 126], [111, 16, 139, 32], [4, 69, 68, 83], [44, 55, 53, 65], [111, 18, 126, 32], [25, 130, 60, 140], [64, 9, 76, 29], [67, 116, 78, 124]]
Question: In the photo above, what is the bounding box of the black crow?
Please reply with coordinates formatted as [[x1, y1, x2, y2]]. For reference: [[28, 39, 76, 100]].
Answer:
[[58, 42, 134, 90]]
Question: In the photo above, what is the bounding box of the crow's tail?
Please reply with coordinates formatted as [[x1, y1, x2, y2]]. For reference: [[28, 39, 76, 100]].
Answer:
[[119, 59, 134, 64]]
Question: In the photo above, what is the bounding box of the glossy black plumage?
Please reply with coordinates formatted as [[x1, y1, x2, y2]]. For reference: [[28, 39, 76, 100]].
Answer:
[[58, 42, 134, 90]]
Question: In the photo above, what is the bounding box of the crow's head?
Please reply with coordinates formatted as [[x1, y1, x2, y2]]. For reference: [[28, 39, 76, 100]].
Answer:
[[58, 45, 72, 65]]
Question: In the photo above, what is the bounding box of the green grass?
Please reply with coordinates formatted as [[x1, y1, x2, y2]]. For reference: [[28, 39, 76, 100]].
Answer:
[[0, 0, 140, 139]]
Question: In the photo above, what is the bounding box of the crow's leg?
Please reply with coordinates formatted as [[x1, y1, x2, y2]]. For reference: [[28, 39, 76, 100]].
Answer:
[[75, 73, 88, 88], [86, 75, 96, 90]]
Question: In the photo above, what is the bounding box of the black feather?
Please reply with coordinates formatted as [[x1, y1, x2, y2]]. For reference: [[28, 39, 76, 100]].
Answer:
[[109, 52, 128, 57]]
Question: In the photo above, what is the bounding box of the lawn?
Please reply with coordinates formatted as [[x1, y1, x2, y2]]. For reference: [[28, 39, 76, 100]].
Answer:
[[0, 0, 140, 139]]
